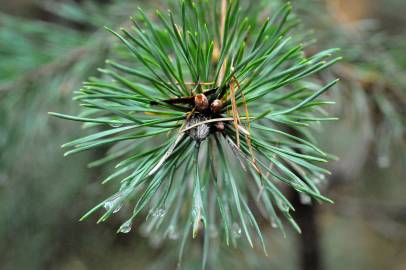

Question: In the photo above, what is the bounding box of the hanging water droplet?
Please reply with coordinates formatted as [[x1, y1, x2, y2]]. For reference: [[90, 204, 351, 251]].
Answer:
[[118, 220, 132, 234], [113, 204, 123, 213], [152, 208, 166, 218], [104, 201, 113, 211], [232, 223, 242, 239], [314, 173, 325, 181], [103, 193, 124, 214], [191, 206, 198, 216], [313, 173, 325, 185], [168, 226, 179, 240], [300, 194, 312, 205], [378, 155, 390, 168], [271, 220, 278, 228], [109, 122, 123, 128], [208, 224, 218, 238]]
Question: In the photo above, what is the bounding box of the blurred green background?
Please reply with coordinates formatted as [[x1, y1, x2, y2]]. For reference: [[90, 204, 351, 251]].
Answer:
[[0, 0, 405, 269]]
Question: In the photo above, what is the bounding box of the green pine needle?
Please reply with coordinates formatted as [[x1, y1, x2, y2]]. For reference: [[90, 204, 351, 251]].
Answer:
[[52, 0, 340, 260]]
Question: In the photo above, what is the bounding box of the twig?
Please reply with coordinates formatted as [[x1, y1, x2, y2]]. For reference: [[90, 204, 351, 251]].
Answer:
[[217, 0, 228, 86], [179, 117, 252, 133]]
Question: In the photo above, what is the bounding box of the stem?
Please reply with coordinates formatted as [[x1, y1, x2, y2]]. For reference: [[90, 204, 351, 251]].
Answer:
[[292, 191, 323, 270], [285, 126, 323, 270]]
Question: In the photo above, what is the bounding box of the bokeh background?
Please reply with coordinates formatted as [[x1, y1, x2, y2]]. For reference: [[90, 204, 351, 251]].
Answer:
[[0, 0, 405, 269]]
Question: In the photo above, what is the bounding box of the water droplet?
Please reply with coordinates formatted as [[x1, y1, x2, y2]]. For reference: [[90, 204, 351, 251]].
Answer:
[[313, 173, 326, 185], [152, 208, 166, 218], [104, 201, 113, 211], [113, 204, 123, 213], [232, 223, 242, 239], [168, 226, 179, 240], [109, 122, 123, 128], [300, 194, 312, 205], [208, 224, 218, 238], [314, 173, 325, 181], [118, 220, 132, 234], [271, 220, 278, 228], [192, 207, 199, 218], [378, 155, 390, 168], [103, 193, 124, 214]]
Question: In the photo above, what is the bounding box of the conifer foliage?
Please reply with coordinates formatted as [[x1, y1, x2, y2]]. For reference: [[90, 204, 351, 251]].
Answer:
[[51, 0, 339, 258]]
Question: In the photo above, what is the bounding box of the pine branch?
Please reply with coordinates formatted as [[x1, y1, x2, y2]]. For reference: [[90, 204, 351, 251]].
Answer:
[[51, 0, 340, 265]]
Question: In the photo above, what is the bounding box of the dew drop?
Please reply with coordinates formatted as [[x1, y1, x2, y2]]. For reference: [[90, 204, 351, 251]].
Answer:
[[316, 173, 326, 181], [168, 226, 179, 240], [118, 220, 132, 234], [103, 194, 124, 214], [299, 194, 312, 205], [152, 208, 166, 218], [271, 220, 278, 228], [313, 173, 325, 185], [103, 201, 114, 211], [109, 122, 123, 128], [113, 204, 123, 213], [192, 207, 199, 218], [232, 223, 242, 239]]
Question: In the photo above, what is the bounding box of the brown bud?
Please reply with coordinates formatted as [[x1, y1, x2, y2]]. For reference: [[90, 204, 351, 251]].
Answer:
[[214, 121, 225, 132], [194, 94, 209, 112], [210, 99, 223, 114]]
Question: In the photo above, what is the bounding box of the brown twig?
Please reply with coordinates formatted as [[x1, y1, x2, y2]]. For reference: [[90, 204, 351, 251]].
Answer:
[[217, 0, 228, 86], [229, 79, 241, 147]]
